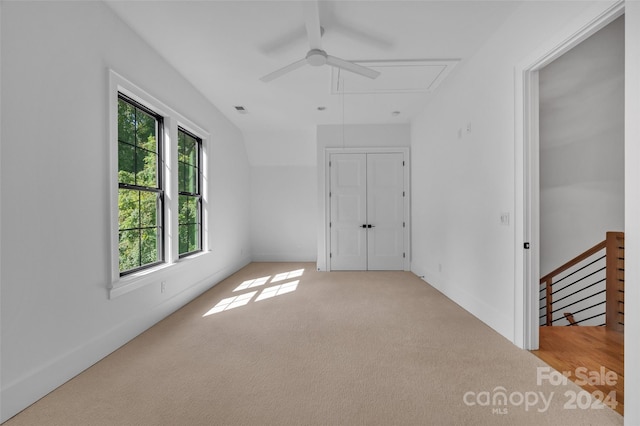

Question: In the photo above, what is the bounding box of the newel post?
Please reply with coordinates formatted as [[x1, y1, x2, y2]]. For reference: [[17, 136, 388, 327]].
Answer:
[[605, 232, 624, 332], [545, 278, 553, 326]]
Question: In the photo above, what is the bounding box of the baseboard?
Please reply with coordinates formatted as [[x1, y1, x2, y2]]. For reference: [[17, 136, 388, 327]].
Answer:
[[0, 257, 249, 423], [411, 264, 514, 343], [251, 252, 317, 262]]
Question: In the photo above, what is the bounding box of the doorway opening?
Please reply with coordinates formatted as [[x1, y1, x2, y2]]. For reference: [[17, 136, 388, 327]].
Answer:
[[517, 3, 625, 417]]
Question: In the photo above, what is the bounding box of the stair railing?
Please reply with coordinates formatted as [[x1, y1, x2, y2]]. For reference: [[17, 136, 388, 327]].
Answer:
[[539, 231, 624, 329]]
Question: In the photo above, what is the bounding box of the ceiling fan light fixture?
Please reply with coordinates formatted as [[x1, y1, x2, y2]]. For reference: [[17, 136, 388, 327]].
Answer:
[[306, 49, 327, 66]]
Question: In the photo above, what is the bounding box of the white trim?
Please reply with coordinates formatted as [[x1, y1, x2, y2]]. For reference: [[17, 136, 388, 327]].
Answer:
[[513, 2, 624, 349], [322, 147, 410, 272], [108, 69, 211, 298]]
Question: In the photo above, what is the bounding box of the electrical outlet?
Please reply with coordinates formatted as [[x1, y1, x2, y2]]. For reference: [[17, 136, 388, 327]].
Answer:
[[161, 281, 166, 293]]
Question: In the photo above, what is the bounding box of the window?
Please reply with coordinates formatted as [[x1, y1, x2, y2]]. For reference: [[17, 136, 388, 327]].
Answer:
[[177, 128, 202, 257], [110, 71, 211, 297], [117, 94, 164, 275]]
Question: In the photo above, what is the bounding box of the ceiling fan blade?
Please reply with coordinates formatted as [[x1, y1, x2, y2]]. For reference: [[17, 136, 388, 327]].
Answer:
[[260, 58, 308, 82], [326, 55, 380, 79], [259, 26, 308, 55], [304, 0, 323, 50]]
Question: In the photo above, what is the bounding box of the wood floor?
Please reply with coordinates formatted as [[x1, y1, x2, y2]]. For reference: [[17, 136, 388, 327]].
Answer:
[[531, 326, 624, 416]]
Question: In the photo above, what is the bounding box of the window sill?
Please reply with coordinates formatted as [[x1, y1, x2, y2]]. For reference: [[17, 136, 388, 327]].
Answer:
[[108, 250, 211, 299], [109, 263, 173, 299]]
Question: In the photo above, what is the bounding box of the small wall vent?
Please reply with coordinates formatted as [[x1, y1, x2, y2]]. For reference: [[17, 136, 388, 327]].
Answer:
[[234, 106, 247, 114]]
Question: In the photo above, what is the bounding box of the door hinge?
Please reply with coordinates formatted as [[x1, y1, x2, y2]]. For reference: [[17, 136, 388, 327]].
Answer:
[[403, 252, 406, 258], [402, 160, 405, 166], [403, 222, 405, 228], [524, 242, 530, 249], [329, 222, 332, 228], [329, 191, 331, 197], [330, 253, 332, 258], [329, 161, 332, 167], [403, 191, 405, 197]]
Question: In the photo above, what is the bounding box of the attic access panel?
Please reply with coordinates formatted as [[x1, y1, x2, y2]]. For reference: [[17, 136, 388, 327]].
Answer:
[[330, 59, 459, 94]]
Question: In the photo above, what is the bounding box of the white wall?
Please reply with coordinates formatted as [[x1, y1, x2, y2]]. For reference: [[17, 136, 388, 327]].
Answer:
[[410, 1, 620, 340], [539, 16, 624, 276], [251, 165, 317, 261], [246, 128, 318, 262], [624, 2, 640, 424], [0, 2, 251, 421], [316, 124, 410, 270]]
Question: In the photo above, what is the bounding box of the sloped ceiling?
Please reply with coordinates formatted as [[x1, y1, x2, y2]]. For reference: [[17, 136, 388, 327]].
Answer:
[[106, 1, 521, 165]]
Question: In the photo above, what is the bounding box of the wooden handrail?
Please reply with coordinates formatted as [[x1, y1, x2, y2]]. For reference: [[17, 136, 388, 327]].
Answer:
[[540, 239, 606, 284], [540, 231, 624, 328]]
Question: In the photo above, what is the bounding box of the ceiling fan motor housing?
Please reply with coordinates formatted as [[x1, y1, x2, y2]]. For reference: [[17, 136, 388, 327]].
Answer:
[[306, 49, 328, 66]]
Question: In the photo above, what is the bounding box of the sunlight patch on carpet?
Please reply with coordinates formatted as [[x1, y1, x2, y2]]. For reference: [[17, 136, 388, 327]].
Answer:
[[271, 269, 304, 283], [205, 269, 306, 317], [233, 276, 271, 292], [203, 291, 258, 316], [255, 280, 299, 302]]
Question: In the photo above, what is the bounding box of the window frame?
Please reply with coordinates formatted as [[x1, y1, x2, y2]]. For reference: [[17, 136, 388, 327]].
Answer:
[[177, 127, 203, 258], [109, 70, 211, 299], [117, 93, 166, 276]]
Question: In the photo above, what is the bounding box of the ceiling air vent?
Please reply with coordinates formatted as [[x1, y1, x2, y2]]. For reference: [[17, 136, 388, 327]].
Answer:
[[234, 106, 247, 114]]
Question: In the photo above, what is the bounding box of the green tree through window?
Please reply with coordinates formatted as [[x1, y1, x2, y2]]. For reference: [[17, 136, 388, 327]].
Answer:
[[118, 95, 164, 274], [178, 128, 202, 256]]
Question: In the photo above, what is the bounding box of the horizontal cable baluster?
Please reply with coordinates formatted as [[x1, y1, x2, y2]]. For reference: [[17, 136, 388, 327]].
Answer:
[[549, 255, 605, 289], [551, 289, 606, 316], [549, 279, 606, 308], [551, 267, 605, 295]]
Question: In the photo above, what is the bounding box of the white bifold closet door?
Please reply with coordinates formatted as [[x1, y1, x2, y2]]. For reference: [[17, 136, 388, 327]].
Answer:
[[329, 152, 405, 270]]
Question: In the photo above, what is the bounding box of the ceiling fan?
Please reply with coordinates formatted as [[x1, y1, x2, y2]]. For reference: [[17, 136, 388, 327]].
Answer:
[[260, 1, 380, 83]]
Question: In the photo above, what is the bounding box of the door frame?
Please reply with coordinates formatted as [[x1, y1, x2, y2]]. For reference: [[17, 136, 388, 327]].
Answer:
[[514, 2, 624, 349], [319, 147, 410, 272]]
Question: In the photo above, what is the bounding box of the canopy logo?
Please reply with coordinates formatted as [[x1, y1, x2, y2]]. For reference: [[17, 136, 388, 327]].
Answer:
[[462, 366, 618, 414]]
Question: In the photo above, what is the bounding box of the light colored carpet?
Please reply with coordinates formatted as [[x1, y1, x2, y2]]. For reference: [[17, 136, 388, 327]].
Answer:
[[4, 262, 623, 425]]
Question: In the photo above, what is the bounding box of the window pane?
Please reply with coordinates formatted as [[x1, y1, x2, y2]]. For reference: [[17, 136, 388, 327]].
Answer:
[[139, 191, 158, 228], [178, 195, 189, 225], [184, 164, 197, 193], [119, 229, 140, 272], [136, 111, 157, 152], [178, 161, 185, 193], [184, 134, 197, 166], [187, 224, 199, 252], [118, 99, 135, 144], [178, 130, 185, 149], [136, 149, 158, 188], [178, 131, 197, 166], [118, 188, 139, 230], [118, 142, 135, 185], [140, 227, 159, 265], [179, 195, 200, 255], [178, 223, 199, 255], [178, 224, 189, 255]]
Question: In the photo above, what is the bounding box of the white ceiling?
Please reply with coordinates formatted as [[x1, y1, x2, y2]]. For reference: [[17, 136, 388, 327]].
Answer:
[[106, 0, 521, 161]]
